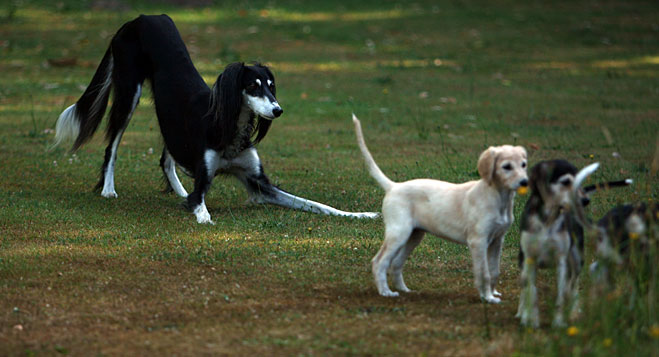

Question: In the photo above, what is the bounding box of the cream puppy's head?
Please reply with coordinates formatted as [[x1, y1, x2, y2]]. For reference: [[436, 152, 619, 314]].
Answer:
[[477, 145, 528, 191]]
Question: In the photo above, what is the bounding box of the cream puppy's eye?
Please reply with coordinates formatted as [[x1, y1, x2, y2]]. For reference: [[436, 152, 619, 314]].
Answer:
[[521, 162, 527, 168], [503, 164, 512, 171]]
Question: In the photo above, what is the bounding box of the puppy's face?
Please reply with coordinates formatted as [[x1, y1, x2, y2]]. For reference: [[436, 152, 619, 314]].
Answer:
[[242, 65, 283, 120], [548, 172, 576, 208], [478, 145, 528, 191], [529, 160, 587, 210]]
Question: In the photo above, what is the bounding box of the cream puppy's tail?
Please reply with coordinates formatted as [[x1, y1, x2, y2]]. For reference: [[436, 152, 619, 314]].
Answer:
[[352, 114, 394, 191]]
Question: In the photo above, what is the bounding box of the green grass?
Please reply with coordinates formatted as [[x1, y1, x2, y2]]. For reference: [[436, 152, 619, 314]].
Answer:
[[1, 0, 658, 355]]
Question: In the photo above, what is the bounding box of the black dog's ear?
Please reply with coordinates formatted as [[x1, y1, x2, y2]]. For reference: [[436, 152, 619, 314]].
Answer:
[[253, 116, 272, 144], [529, 161, 551, 200], [210, 62, 245, 148]]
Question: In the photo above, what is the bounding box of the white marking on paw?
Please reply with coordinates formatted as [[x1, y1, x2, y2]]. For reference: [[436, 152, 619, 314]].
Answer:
[[193, 202, 214, 224], [380, 290, 400, 297], [101, 190, 117, 198], [484, 295, 501, 304]]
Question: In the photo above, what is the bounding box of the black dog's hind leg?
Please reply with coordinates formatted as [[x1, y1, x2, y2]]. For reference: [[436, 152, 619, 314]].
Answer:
[[95, 35, 145, 197], [159, 147, 174, 194], [160, 147, 188, 197], [230, 148, 378, 218], [95, 82, 142, 197]]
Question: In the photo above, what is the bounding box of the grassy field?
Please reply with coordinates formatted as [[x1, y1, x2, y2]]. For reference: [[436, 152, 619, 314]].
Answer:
[[1, 0, 658, 355]]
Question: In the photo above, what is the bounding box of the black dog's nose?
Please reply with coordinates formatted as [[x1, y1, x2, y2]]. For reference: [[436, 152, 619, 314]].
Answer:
[[273, 107, 283, 118], [581, 197, 591, 207], [520, 179, 528, 187]]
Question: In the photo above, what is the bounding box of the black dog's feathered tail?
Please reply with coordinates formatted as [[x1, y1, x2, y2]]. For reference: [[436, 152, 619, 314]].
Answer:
[[54, 47, 114, 151]]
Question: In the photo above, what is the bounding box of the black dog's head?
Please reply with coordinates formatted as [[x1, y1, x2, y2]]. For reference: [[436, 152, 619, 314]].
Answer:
[[210, 62, 283, 147]]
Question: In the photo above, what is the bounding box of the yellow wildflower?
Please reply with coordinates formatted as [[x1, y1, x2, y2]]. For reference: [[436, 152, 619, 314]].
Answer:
[[517, 186, 528, 195], [629, 232, 640, 240], [603, 338, 612, 347], [566, 326, 579, 336], [650, 325, 659, 339]]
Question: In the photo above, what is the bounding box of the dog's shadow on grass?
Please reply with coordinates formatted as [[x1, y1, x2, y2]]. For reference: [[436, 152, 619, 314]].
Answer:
[[331, 287, 522, 324], [44, 184, 303, 233]]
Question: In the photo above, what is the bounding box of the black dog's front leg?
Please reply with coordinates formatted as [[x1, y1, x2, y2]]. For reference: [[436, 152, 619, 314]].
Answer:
[[187, 164, 214, 224], [230, 148, 378, 218]]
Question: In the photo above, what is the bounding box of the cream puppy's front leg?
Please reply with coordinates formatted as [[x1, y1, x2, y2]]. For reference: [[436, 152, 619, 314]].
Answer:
[[487, 235, 505, 297], [468, 238, 499, 304]]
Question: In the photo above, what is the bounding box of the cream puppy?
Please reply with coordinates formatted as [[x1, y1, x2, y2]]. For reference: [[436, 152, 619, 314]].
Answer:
[[353, 115, 528, 303]]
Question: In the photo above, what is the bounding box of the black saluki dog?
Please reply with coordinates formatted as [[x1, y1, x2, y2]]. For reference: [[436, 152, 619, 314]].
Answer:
[[54, 14, 377, 223]]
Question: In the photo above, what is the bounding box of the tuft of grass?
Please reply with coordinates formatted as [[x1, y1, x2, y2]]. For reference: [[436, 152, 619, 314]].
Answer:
[[519, 218, 658, 356]]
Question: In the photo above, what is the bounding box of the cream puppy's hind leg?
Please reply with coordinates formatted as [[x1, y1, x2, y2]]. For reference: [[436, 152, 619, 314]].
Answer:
[[372, 222, 414, 297], [389, 230, 425, 293]]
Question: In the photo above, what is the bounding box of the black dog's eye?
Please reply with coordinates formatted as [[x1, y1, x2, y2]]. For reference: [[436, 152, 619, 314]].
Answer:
[[503, 164, 512, 171], [246, 83, 257, 91]]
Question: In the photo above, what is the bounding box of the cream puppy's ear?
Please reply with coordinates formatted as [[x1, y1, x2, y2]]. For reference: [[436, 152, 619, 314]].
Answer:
[[477, 147, 499, 184]]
